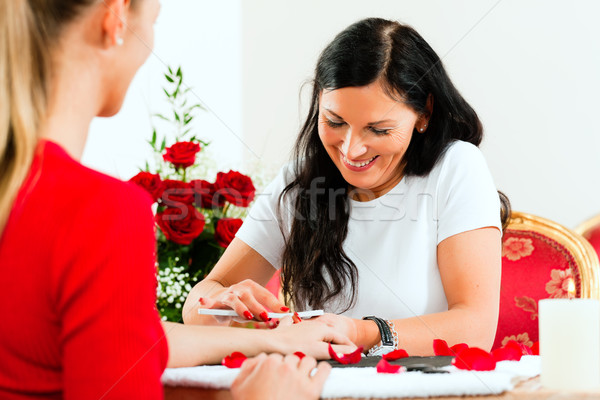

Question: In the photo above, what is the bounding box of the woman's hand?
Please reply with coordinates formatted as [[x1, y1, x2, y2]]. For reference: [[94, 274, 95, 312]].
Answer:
[[312, 313, 359, 343], [231, 353, 331, 400], [198, 278, 288, 323], [269, 317, 357, 359], [313, 313, 380, 350]]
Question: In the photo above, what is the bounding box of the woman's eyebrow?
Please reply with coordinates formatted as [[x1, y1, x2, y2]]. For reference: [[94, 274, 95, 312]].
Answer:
[[324, 108, 396, 125]]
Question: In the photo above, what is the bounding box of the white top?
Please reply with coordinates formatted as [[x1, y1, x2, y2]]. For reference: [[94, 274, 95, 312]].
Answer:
[[236, 141, 501, 319]]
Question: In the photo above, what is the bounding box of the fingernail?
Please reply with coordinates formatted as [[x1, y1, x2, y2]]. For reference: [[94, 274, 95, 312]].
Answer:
[[293, 312, 302, 324], [244, 311, 254, 320], [280, 306, 290, 312], [198, 297, 204, 305], [260, 311, 269, 322]]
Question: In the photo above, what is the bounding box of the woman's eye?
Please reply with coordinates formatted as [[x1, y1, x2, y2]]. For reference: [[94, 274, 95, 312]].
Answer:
[[370, 127, 390, 135], [325, 119, 345, 128]]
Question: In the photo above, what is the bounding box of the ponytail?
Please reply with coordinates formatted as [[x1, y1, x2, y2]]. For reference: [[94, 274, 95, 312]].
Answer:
[[0, 0, 96, 233], [0, 0, 47, 232]]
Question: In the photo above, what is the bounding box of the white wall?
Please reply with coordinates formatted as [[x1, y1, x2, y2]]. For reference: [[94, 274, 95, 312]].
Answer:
[[82, 0, 243, 181], [241, 0, 600, 228], [83, 0, 600, 229]]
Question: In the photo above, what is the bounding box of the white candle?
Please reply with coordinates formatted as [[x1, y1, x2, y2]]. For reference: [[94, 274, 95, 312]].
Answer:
[[539, 298, 600, 390]]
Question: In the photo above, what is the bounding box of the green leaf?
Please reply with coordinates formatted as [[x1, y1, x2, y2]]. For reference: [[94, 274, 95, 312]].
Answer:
[[145, 161, 150, 171], [164, 74, 174, 83], [174, 111, 180, 122], [168, 66, 173, 75], [177, 66, 182, 78], [161, 137, 166, 151], [151, 129, 157, 145], [153, 113, 170, 122], [163, 88, 171, 98]]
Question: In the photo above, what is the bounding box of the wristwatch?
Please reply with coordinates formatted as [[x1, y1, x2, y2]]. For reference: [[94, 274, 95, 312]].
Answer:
[[363, 316, 395, 356]]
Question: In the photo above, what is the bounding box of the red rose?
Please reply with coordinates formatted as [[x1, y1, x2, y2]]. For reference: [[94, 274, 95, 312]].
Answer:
[[214, 218, 243, 248], [213, 170, 256, 207], [160, 180, 194, 206], [129, 171, 163, 202], [156, 205, 205, 245], [191, 179, 226, 209], [162, 141, 201, 169]]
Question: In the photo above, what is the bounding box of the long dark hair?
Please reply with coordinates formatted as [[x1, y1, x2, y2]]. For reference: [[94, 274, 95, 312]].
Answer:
[[279, 18, 510, 312]]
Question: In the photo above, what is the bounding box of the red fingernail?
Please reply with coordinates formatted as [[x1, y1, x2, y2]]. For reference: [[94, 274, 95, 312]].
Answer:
[[292, 312, 302, 324], [198, 297, 204, 305], [244, 311, 254, 320], [280, 306, 290, 312], [260, 311, 269, 322]]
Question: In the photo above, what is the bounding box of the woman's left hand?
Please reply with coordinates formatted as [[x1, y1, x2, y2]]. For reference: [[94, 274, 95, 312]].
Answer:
[[312, 313, 359, 344]]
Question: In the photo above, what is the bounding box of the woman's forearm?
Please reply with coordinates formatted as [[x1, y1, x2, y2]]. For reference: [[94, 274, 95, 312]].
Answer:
[[357, 307, 498, 355], [181, 278, 227, 325], [162, 321, 279, 367]]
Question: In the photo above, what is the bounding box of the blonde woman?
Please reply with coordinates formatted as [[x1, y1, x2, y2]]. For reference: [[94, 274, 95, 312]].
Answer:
[[0, 1, 351, 398]]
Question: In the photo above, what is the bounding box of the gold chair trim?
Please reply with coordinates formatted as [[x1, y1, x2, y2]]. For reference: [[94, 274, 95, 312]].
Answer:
[[507, 211, 600, 300]]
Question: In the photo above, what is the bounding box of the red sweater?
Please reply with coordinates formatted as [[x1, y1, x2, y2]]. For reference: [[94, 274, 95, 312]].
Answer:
[[0, 141, 168, 399]]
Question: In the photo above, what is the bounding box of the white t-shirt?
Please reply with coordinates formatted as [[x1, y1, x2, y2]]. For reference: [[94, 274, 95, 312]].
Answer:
[[236, 141, 501, 320]]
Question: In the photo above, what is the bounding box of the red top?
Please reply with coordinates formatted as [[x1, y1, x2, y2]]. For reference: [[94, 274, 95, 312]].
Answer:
[[0, 141, 168, 399]]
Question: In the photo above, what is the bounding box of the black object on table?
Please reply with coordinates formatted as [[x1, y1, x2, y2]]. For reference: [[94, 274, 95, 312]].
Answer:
[[326, 355, 454, 374]]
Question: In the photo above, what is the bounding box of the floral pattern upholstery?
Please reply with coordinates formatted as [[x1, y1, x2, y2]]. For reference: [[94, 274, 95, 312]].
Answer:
[[492, 229, 582, 350]]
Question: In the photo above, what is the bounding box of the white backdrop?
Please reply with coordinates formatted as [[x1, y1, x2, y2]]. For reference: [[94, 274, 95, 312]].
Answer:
[[83, 0, 600, 228]]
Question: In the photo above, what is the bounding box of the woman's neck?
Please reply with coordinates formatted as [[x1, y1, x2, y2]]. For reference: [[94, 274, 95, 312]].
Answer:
[[39, 40, 102, 161]]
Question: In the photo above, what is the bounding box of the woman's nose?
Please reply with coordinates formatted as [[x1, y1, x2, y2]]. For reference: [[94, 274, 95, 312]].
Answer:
[[341, 129, 368, 160]]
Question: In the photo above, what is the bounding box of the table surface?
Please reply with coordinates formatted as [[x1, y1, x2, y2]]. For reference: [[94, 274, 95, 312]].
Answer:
[[164, 376, 600, 400]]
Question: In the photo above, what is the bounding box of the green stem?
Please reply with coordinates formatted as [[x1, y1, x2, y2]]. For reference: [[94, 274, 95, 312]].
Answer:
[[222, 203, 230, 218]]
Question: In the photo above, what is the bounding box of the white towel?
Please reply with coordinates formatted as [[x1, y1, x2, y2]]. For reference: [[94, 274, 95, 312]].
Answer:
[[161, 355, 540, 398]]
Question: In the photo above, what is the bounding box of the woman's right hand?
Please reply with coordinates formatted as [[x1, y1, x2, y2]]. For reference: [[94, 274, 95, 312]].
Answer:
[[198, 278, 289, 323], [231, 353, 331, 400]]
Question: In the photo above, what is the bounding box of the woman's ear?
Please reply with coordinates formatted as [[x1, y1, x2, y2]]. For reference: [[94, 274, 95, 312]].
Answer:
[[424, 93, 434, 119], [100, 0, 131, 47]]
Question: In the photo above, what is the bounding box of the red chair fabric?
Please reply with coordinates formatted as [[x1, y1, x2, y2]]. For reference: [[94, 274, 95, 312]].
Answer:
[[581, 224, 600, 258], [493, 229, 581, 349]]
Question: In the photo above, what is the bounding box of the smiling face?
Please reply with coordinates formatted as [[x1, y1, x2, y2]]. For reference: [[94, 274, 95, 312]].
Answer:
[[318, 80, 430, 200]]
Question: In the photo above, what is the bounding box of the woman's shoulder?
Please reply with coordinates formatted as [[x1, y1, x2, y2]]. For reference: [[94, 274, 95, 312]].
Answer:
[[41, 140, 153, 212], [433, 140, 487, 175]]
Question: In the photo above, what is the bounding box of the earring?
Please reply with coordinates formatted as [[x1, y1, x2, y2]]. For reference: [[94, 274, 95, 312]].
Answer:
[[116, 36, 124, 46], [419, 128, 424, 132]]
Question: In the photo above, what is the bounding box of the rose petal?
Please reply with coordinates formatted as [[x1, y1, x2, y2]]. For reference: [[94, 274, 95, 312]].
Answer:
[[450, 343, 469, 354], [452, 347, 496, 371], [492, 346, 522, 362], [505, 340, 526, 359], [328, 343, 363, 365], [376, 358, 405, 374], [383, 349, 409, 361], [294, 352, 306, 359], [531, 341, 540, 356], [222, 351, 247, 368], [433, 339, 453, 356]]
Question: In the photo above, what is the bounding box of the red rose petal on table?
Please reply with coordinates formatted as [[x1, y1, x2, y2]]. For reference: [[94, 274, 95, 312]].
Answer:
[[376, 358, 405, 374], [383, 349, 409, 361], [531, 341, 539, 356], [222, 352, 247, 368], [452, 347, 496, 371], [492, 346, 522, 362], [433, 339, 453, 356], [450, 343, 469, 354], [505, 340, 527, 358], [294, 352, 306, 359], [328, 343, 363, 365], [513, 341, 533, 356]]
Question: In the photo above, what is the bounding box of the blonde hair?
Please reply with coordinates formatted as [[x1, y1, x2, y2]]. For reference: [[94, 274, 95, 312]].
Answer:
[[0, 0, 96, 233]]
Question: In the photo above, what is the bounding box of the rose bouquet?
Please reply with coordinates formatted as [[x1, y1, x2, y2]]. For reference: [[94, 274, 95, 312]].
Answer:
[[130, 67, 256, 321]]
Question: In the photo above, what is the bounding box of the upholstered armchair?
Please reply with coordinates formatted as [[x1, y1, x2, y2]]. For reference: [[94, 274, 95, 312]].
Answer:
[[492, 212, 600, 350], [576, 214, 600, 258]]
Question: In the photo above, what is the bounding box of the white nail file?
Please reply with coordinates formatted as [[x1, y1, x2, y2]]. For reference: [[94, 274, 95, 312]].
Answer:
[[197, 309, 324, 319]]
